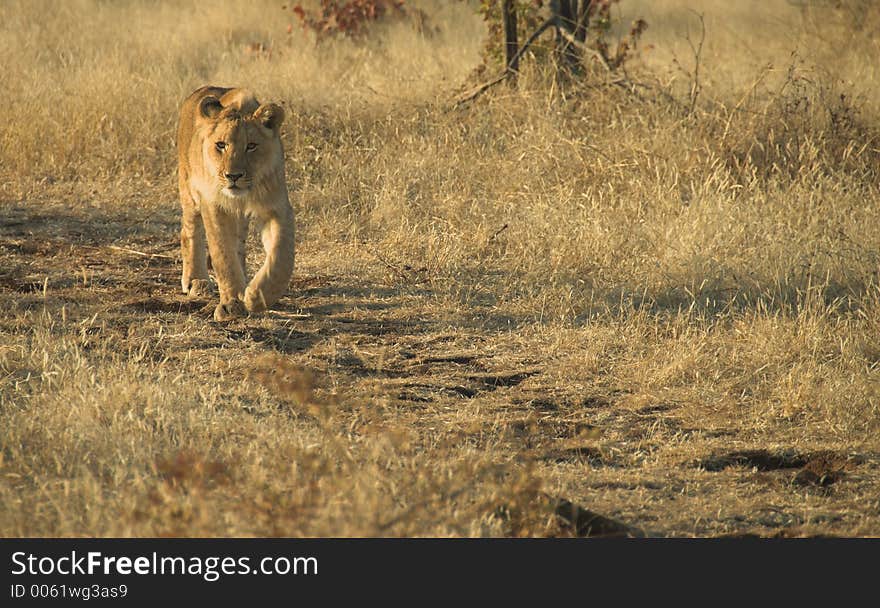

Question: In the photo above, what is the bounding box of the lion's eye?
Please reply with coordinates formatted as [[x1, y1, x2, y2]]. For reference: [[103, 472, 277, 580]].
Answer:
[[215, 142, 226, 152], [246, 143, 258, 151]]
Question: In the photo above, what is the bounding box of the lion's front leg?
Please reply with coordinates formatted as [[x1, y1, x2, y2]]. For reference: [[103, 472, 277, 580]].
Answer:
[[202, 205, 248, 321], [237, 215, 250, 278], [180, 190, 210, 297], [244, 203, 295, 313]]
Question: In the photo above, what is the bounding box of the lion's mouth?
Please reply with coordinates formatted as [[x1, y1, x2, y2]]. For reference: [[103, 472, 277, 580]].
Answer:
[[222, 184, 249, 197]]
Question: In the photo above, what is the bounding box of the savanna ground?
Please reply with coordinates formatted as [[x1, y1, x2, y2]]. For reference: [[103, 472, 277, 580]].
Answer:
[[2, 0, 880, 537]]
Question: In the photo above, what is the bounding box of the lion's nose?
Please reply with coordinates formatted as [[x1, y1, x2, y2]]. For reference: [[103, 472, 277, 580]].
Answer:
[[225, 172, 243, 183]]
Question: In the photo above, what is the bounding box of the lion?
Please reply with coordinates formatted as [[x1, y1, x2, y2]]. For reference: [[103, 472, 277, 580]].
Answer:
[[177, 85, 295, 321]]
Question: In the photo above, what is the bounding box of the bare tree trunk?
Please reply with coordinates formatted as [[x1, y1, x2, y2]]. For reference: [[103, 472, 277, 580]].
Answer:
[[553, 0, 582, 76], [575, 0, 592, 45], [502, 0, 519, 84]]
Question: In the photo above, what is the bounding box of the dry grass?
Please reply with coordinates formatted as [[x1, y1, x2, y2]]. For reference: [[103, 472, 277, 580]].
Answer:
[[2, 0, 880, 537]]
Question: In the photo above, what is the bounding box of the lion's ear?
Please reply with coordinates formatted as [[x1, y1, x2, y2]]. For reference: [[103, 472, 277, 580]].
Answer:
[[254, 103, 285, 132], [199, 96, 223, 119]]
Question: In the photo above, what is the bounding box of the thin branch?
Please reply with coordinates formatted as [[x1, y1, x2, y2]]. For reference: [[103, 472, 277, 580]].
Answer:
[[685, 11, 706, 115], [367, 248, 428, 284], [575, 0, 592, 44], [488, 223, 509, 242], [451, 73, 509, 108], [108, 245, 174, 259], [554, 0, 580, 73], [502, 0, 519, 80], [451, 17, 557, 107], [557, 27, 612, 73]]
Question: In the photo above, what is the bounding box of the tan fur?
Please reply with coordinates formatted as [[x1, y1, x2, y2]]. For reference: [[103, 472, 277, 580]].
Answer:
[[177, 85, 295, 321]]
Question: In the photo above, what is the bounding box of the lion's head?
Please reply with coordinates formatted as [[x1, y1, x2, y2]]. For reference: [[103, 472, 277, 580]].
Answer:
[[196, 94, 286, 200]]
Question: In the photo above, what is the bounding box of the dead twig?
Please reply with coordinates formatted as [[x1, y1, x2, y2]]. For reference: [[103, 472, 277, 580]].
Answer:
[[671, 10, 706, 116], [489, 223, 509, 242], [557, 26, 653, 100], [108, 245, 174, 259], [452, 17, 557, 107], [557, 25, 612, 73], [368, 248, 428, 283], [451, 73, 511, 108]]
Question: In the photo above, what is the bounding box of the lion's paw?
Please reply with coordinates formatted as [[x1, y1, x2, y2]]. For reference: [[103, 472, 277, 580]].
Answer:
[[244, 286, 268, 313], [188, 279, 214, 298], [213, 299, 248, 322]]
